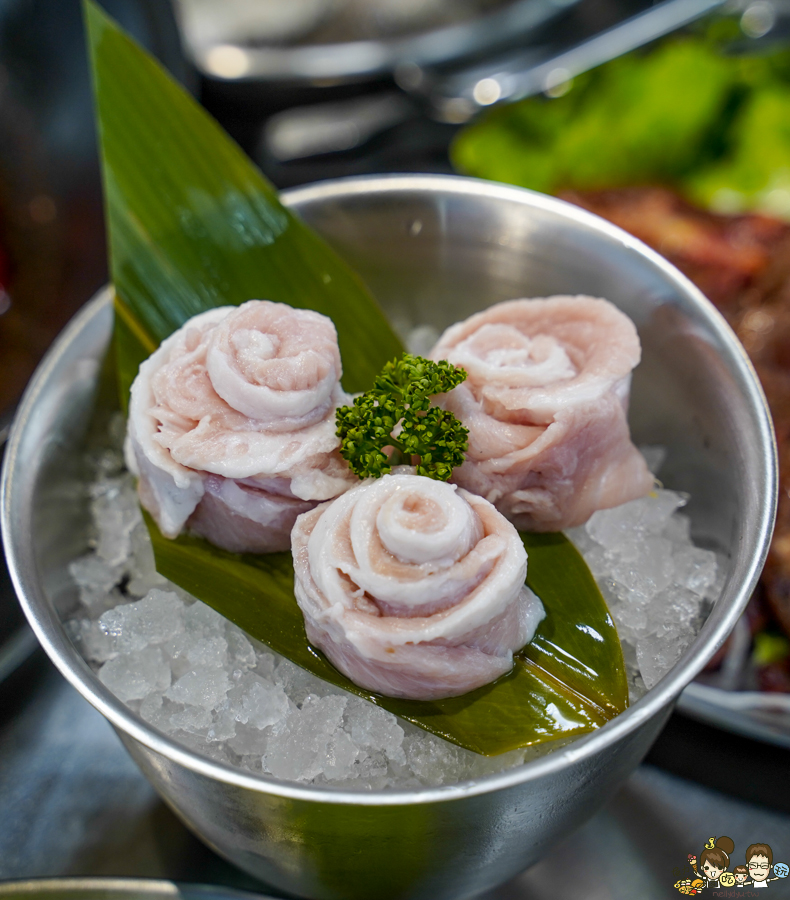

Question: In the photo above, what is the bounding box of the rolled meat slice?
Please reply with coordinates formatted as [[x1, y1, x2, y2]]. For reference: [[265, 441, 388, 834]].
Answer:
[[126, 300, 357, 553], [429, 296, 653, 531], [292, 469, 544, 700]]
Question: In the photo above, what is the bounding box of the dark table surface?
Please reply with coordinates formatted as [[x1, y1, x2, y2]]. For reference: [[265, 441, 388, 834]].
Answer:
[[3, 651, 790, 898], [3, 1, 790, 896]]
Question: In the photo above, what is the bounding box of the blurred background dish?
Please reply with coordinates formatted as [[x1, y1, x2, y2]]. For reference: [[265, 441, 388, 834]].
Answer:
[[172, 0, 579, 83]]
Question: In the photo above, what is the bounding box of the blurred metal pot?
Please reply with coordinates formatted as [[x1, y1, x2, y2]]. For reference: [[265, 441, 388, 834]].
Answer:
[[174, 0, 575, 82], [1, 174, 776, 899]]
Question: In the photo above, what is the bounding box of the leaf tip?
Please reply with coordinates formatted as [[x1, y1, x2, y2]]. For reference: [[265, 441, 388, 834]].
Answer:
[[83, 0, 113, 46]]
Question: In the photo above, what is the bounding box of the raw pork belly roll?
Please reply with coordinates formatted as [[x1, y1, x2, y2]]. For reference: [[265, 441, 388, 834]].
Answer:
[[291, 469, 544, 700], [429, 296, 653, 531], [127, 300, 357, 553]]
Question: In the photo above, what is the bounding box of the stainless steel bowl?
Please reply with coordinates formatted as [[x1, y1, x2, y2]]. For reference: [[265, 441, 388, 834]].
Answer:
[[1, 174, 776, 900]]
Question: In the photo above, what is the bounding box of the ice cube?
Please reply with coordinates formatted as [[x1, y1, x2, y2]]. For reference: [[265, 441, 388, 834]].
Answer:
[[184, 601, 226, 639], [185, 635, 228, 669], [254, 648, 277, 679], [610, 536, 674, 601], [99, 589, 185, 652], [67, 617, 118, 663], [170, 705, 213, 734], [227, 722, 269, 755], [403, 733, 467, 786], [345, 698, 405, 764], [263, 694, 347, 782], [662, 513, 691, 544], [69, 553, 124, 614], [139, 691, 168, 730], [90, 475, 141, 565], [126, 522, 167, 596], [239, 677, 289, 729], [174, 730, 232, 764], [672, 545, 718, 597], [612, 602, 649, 640], [98, 647, 170, 701], [273, 658, 327, 705], [166, 668, 231, 709], [636, 636, 684, 689], [322, 730, 360, 781], [226, 628, 256, 669], [587, 490, 686, 549], [355, 750, 389, 786]]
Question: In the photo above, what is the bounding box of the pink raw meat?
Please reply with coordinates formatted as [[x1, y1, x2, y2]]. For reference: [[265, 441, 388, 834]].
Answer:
[[291, 469, 544, 700], [126, 300, 357, 552], [429, 296, 653, 531]]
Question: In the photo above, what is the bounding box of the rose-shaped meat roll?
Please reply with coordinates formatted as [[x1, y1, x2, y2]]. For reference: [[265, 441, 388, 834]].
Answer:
[[429, 296, 653, 531], [127, 300, 357, 553], [292, 469, 545, 700]]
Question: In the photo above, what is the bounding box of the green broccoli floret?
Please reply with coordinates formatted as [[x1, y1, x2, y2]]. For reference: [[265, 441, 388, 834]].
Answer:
[[336, 353, 468, 481]]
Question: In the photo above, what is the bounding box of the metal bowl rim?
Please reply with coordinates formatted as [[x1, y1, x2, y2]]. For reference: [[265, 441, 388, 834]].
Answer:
[[1, 172, 777, 806]]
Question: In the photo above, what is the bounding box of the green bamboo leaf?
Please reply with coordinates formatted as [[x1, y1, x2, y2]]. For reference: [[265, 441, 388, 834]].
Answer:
[[147, 514, 625, 756], [84, 0, 402, 397], [521, 532, 629, 717], [86, 1, 628, 756]]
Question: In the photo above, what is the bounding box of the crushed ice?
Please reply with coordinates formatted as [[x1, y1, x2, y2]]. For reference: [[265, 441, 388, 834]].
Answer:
[[567, 472, 721, 695], [65, 417, 721, 787]]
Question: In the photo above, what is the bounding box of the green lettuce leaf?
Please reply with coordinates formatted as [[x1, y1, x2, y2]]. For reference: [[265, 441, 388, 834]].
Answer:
[[452, 38, 738, 194], [452, 25, 790, 221]]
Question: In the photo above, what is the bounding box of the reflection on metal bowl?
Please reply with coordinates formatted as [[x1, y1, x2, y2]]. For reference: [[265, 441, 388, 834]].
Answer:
[[1, 174, 776, 899]]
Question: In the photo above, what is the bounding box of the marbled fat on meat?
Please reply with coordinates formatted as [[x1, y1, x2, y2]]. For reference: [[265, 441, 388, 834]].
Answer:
[[429, 296, 653, 531], [126, 300, 357, 552], [292, 469, 544, 700]]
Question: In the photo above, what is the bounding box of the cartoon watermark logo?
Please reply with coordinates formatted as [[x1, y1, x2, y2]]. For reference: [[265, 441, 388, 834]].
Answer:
[[673, 838, 788, 893]]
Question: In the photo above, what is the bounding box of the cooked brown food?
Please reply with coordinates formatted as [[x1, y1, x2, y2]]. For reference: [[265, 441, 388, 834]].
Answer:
[[562, 187, 790, 647]]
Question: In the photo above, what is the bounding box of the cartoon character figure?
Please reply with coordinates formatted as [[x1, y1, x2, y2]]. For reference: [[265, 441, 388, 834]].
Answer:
[[691, 836, 735, 888], [674, 857, 705, 895], [733, 864, 750, 886], [747, 843, 779, 888]]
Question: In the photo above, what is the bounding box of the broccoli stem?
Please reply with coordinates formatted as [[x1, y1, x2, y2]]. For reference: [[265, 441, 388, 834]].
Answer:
[[387, 443, 410, 468]]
